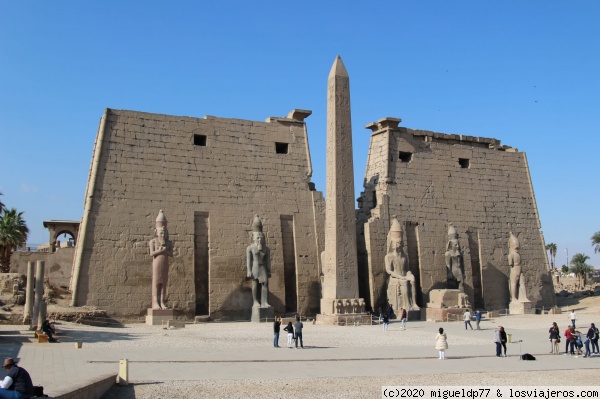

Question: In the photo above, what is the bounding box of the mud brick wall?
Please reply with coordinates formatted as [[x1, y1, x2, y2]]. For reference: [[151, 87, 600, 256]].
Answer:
[[358, 125, 555, 311], [72, 109, 324, 318]]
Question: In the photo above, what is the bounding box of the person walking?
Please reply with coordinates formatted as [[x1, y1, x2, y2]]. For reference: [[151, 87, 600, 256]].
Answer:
[[570, 310, 577, 328], [494, 326, 503, 357], [400, 309, 407, 330], [549, 322, 560, 355], [499, 326, 508, 357], [283, 321, 294, 349], [474, 310, 482, 330], [382, 312, 389, 331], [435, 327, 448, 360], [273, 317, 281, 348], [293, 316, 304, 349], [463, 309, 473, 330]]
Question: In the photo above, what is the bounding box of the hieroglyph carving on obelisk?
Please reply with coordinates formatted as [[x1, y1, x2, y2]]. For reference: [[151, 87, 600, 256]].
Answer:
[[320, 56, 364, 315]]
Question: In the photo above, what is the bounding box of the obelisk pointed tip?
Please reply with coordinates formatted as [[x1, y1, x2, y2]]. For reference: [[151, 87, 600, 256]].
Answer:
[[329, 55, 348, 78]]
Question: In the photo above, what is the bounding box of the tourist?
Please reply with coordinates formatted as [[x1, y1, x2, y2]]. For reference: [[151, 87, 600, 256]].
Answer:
[[463, 309, 473, 330], [584, 324, 595, 357], [0, 358, 34, 398], [591, 323, 599, 354], [435, 327, 448, 360], [283, 321, 294, 349], [549, 322, 560, 355], [41, 319, 57, 343], [574, 330, 584, 356], [499, 326, 508, 357], [570, 310, 577, 328], [273, 317, 281, 348], [474, 310, 482, 330], [564, 325, 575, 355], [382, 312, 389, 331], [293, 316, 304, 349], [400, 309, 407, 330], [494, 326, 502, 357]]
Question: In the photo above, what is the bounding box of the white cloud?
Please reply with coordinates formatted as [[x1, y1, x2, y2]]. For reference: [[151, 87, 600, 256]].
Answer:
[[19, 183, 39, 194]]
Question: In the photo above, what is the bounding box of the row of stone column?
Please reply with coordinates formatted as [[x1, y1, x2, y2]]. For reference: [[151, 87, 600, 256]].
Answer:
[[22, 261, 47, 330]]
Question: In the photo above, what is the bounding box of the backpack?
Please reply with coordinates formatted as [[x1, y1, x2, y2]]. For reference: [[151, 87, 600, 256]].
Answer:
[[33, 386, 48, 397], [593, 328, 599, 340], [521, 353, 536, 361]]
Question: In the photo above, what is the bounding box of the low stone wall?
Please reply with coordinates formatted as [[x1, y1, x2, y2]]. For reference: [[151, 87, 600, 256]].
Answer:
[[51, 373, 116, 399]]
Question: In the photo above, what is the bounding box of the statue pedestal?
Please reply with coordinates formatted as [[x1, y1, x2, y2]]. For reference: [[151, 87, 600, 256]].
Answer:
[[423, 308, 468, 322], [509, 301, 534, 315], [146, 308, 174, 326], [251, 306, 274, 322], [427, 289, 470, 309], [316, 313, 371, 325]]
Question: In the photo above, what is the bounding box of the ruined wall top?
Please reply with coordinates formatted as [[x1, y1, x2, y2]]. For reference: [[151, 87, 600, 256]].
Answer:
[[365, 117, 517, 152]]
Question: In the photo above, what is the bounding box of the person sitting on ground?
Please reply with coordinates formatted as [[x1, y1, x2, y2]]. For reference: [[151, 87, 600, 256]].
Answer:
[[41, 320, 57, 343], [0, 357, 34, 399]]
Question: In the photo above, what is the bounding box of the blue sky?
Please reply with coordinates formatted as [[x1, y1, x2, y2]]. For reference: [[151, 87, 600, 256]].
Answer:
[[1, 1, 599, 266]]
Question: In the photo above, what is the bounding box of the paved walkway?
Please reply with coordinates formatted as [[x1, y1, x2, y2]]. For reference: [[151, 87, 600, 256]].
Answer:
[[1, 313, 598, 396]]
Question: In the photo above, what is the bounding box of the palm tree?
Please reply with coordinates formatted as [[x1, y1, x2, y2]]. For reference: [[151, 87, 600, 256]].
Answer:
[[0, 192, 4, 212], [592, 231, 600, 254], [570, 253, 592, 289], [545, 243, 557, 270], [0, 208, 29, 273]]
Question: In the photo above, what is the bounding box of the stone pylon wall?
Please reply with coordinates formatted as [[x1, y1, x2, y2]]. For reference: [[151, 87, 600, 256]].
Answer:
[[358, 123, 555, 312], [72, 108, 324, 319]]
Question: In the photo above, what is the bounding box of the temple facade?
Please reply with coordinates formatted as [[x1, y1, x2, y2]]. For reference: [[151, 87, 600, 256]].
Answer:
[[69, 59, 555, 319]]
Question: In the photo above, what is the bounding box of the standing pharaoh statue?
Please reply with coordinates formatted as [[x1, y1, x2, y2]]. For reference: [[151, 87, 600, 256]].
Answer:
[[149, 210, 173, 310], [508, 232, 529, 303], [246, 215, 271, 308], [385, 216, 419, 311], [445, 223, 465, 292]]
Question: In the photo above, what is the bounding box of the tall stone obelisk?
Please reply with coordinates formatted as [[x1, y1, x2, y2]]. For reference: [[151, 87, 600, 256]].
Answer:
[[319, 56, 365, 321]]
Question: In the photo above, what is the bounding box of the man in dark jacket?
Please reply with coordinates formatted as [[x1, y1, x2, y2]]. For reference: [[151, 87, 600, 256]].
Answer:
[[273, 317, 281, 347], [293, 317, 304, 349], [0, 358, 34, 399]]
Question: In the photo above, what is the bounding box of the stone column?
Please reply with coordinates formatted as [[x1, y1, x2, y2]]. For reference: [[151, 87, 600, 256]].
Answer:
[[32, 261, 45, 328], [319, 56, 363, 318], [23, 261, 35, 325], [37, 301, 47, 331]]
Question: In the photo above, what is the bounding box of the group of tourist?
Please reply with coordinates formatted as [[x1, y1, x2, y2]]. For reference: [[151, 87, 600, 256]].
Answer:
[[378, 307, 408, 331], [463, 309, 483, 330], [273, 316, 304, 349], [549, 311, 599, 357]]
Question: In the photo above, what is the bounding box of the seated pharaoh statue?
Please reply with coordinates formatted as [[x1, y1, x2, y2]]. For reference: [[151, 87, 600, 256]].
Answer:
[[444, 223, 465, 292], [385, 216, 419, 311]]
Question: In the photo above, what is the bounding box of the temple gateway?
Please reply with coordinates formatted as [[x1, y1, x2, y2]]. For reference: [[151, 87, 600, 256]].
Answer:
[[69, 57, 555, 320]]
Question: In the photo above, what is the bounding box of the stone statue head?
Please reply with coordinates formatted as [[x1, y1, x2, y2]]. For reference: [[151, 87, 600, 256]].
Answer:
[[154, 210, 169, 244], [252, 232, 265, 248], [387, 216, 403, 253], [509, 232, 520, 252], [154, 226, 169, 245], [251, 214, 265, 248]]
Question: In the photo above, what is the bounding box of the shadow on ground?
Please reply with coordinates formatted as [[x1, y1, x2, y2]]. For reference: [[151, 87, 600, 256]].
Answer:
[[102, 382, 165, 399]]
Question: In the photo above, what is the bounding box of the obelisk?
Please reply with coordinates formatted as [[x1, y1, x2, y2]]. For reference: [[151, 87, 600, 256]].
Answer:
[[319, 56, 364, 319]]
